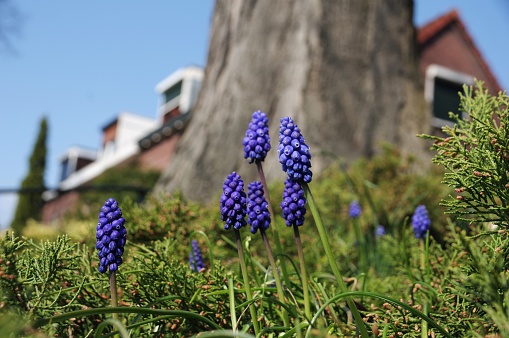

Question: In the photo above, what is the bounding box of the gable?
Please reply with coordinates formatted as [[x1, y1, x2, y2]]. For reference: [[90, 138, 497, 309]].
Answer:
[[418, 10, 501, 94]]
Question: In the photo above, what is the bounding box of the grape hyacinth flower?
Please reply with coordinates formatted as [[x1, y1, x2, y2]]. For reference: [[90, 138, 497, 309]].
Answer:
[[375, 225, 386, 237], [348, 201, 362, 219], [220, 172, 260, 334], [247, 180, 289, 325], [278, 117, 312, 183], [411, 205, 431, 239], [96, 198, 127, 273], [280, 178, 307, 227], [220, 172, 247, 230], [247, 181, 271, 234], [189, 240, 205, 272], [243, 110, 271, 163]]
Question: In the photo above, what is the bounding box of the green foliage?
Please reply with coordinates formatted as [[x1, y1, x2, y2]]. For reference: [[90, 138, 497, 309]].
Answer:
[[123, 193, 198, 243], [71, 164, 161, 220], [445, 224, 509, 336], [300, 144, 450, 275], [419, 82, 509, 227], [11, 117, 48, 234], [120, 241, 239, 336], [0, 233, 111, 337], [0, 232, 27, 311], [21, 219, 95, 243], [418, 82, 509, 336], [8, 84, 509, 336]]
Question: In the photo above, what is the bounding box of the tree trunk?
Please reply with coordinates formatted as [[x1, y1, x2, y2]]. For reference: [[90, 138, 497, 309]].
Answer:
[[155, 0, 430, 203]]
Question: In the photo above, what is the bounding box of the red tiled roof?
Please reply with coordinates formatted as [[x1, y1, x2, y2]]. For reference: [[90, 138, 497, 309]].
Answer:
[[417, 9, 502, 93]]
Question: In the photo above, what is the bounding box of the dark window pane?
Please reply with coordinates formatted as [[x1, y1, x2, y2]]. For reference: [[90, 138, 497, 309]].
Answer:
[[433, 77, 463, 122], [163, 81, 182, 104], [60, 158, 70, 182]]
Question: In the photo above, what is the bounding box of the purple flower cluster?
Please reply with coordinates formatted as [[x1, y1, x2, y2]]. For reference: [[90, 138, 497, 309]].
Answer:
[[280, 178, 307, 226], [278, 117, 312, 183], [96, 198, 127, 273], [348, 201, 362, 219], [243, 111, 271, 163], [189, 240, 205, 272], [411, 205, 431, 239], [220, 172, 247, 230], [247, 181, 271, 234]]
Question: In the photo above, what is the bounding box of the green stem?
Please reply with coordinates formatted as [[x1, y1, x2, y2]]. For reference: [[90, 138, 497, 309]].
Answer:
[[256, 161, 292, 288], [352, 218, 367, 275], [303, 183, 369, 338], [421, 232, 430, 338], [293, 224, 311, 320], [228, 274, 238, 333], [235, 230, 260, 336], [34, 307, 221, 330], [260, 228, 290, 327], [110, 271, 118, 321]]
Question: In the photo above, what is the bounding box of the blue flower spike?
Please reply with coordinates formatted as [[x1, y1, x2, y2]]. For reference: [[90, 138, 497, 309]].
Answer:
[[96, 198, 127, 273], [348, 201, 362, 219], [411, 205, 431, 239], [247, 181, 271, 234], [220, 172, 248, 231], [189, 240, 205, 272], [280, 178, 307, 227], [278, 117, 312, 183], [243, 110, 271, 163]]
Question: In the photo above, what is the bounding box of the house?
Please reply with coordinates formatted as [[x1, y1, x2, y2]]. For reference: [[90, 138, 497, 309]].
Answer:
[[416, 9, 502, 130], [42, 66, 204, 223], [42, 10, 503, 223]]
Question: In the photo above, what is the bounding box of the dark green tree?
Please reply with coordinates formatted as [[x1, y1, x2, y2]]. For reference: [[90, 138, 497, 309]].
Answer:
[[11, 117, 48, 234]]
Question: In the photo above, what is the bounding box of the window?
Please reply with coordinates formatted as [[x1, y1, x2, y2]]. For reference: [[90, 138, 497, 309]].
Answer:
[[163, 81, 182, 104], [60, 158, 70, 182], [425, 64, 473, 128]]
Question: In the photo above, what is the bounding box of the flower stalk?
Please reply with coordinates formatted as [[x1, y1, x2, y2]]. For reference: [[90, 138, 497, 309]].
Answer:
[[303, 183, 369, 338], [421, 231, 430, 338], [235, 229, 260, 336], [110, 271, 119, 320], [220, 172, 260, 336], [256, 161, 292, 290], [227, 273, 238, 333], [280, 178, 311, 321], [260, 228, 290, 327], [246, 180, 289, 326], [349, 201, 367, 274], [293, 224, 311, 320]]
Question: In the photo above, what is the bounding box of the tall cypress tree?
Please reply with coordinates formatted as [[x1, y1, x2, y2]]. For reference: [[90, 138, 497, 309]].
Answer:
[[11, 117, 48, 234]]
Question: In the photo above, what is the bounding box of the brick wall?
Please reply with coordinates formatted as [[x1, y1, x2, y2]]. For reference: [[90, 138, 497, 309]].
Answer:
[[137, 133, 181, 171], [42, 191, 80, 224]]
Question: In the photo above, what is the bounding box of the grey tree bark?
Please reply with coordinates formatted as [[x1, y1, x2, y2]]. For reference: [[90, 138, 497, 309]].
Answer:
[[155, 0, 430, 203]]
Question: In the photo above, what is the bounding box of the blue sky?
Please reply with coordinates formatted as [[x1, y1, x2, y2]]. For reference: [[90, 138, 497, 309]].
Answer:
[[1, 1, 508, 228]]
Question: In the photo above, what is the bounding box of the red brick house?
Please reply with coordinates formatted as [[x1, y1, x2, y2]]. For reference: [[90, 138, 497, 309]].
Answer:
[[416, 9, 502, 130], [42, 66, 203, 223]]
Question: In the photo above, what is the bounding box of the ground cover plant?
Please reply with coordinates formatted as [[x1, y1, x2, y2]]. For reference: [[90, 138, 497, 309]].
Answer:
[[1, 82, 509, 337]]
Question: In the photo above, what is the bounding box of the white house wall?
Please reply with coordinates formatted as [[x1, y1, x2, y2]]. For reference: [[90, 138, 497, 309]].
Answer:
[[59, 113, 158, 191], [115, 113, 158, 150]]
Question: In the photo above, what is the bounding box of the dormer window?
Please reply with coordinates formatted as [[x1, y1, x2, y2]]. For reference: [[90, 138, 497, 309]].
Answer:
[[58, 147, 96, 182], [155, 66, 204, 122]]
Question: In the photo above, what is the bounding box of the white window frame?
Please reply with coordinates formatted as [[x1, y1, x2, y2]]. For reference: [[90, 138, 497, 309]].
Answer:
[[424, 64, 474, 128]]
